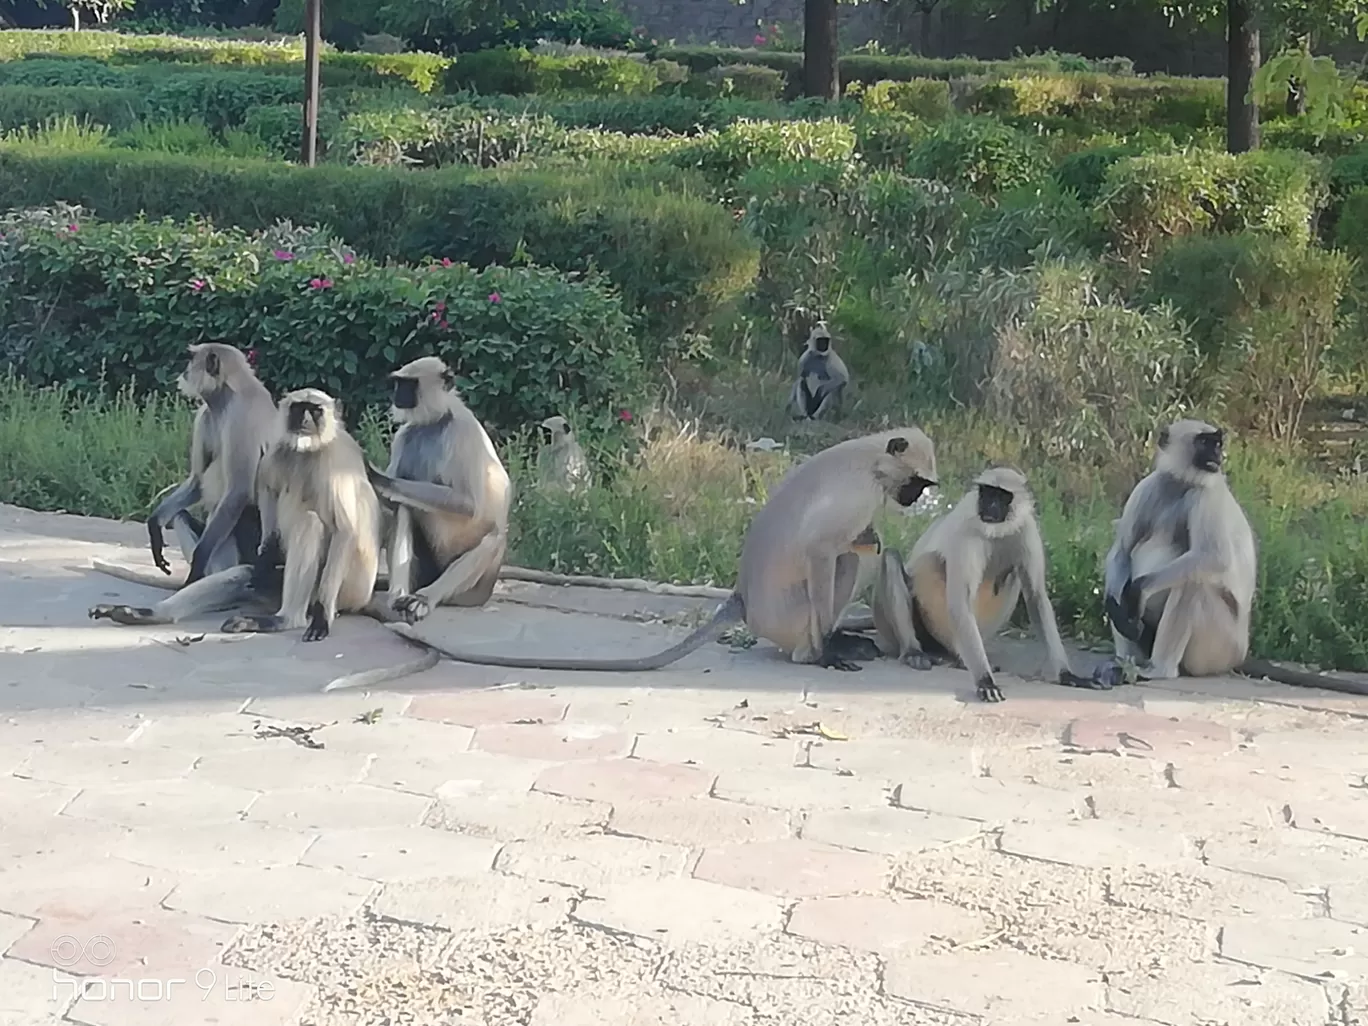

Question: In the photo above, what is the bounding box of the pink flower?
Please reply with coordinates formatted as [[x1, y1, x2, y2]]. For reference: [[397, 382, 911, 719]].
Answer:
[[273, 249, 294, 261], [66, 223, 78, 233], [438, 318, 449, 330], [342, 251, 355, 265], [309, 277, 333, 290], [434, 300, 446, 313], [488, 292, 501, 304], [754, 34, 766, 45], [189, 279, 206, 292], [618, 409, 633, 422], [441, 257, 453, 268], [246, 348, 259, 366]]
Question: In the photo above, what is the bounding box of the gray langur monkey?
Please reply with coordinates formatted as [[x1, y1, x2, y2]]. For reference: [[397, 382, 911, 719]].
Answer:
[[366, 356, 512, 625], [388, 428, 939, 673], [537, 415, 591, 494], [88, 342, 278, 626], [1103, 419, 1255, 680], [221, 388, 381, 642], [871, 466, 1097, 703], [789, 321, 849, 421]]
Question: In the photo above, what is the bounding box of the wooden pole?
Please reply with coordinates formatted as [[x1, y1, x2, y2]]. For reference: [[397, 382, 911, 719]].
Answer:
[[301, 0, 321, 166]]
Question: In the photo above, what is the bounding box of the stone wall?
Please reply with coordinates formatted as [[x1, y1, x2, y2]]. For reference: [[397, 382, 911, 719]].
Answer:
[[616, 0, 886, 49]]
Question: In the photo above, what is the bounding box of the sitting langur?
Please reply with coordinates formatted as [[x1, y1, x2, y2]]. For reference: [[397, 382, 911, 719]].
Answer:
[[366, 356, 512, 624], [386, 429, 938, 673], [88, 342, 278, 626], [871, 466, 1096, 703], [789, 321, 849, 421], [221, 388, 381, 642], [1103, 419, 1255, 679], [537, 415, 590, 494]]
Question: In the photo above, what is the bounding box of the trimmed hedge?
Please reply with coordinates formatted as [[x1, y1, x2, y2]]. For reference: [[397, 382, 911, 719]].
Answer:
[[0, 147, 759, 345], [0, 206, 642, 430], [0, 84, 144, 132]]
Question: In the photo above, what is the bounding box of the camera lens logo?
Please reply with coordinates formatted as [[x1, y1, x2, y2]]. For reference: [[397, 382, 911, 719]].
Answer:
[[50, 935, 115, 969]]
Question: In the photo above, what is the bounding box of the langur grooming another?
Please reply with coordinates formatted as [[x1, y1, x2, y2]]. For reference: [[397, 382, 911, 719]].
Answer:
[[872, 466, 1097, 703], [366, 356, 512, 625], [221, 388, 380, 642], [789, 321, 849, 421], [537, 415, 590, 493], [1103, 419, 1255, 680], [88, 342, 277, 626], [386, 428, 939, 673]]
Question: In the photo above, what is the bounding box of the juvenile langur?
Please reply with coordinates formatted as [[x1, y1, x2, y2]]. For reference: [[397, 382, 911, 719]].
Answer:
[[872, 467, 1096, 703], [366, 356, 512, 625], [221, 388, 381, 642], [387, 428, 938, 673], [789, 321, 849, 421], [537, 415, 590, 494], [88, 343, 278, 626], [1103, 420, 1255, 680]]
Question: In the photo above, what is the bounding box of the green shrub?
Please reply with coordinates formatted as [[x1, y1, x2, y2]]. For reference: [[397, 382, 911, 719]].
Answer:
[[906, 116, 1048, 197], [0, 148, 759, 345], [0, 57, 128, 88], [1100, 149, 1327, 260], [444, 47, 658, 97], [670, 117, 858, 190], [0, 84, 144, 132], [0, 206, 642, 430], [338, 105, 566, 167], [1052, 142, 1138, 203], [855, 78, 953, 120], [445, 47, 546, 96], [112, 118, 225, 155], [852, 111, 928, 170], [701, 63, 786, 101], [1143, 234, 1351, 439], [239, 102, 306, 158], [143, 71, 302, 132], [1333, 186, 1368, 263]]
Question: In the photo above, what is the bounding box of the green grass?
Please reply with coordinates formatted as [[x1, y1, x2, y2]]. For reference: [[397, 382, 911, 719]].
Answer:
[[2, 373, 1366, 672]]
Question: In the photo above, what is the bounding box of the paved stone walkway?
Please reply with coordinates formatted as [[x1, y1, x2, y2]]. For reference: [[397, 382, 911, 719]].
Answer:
[[3, 502, 1368, 1025]]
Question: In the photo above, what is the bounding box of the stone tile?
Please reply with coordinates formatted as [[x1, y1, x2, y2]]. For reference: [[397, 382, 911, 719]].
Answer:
[[126, 711, 262, 752], [472, 722, 633, 761], [308, 715, 474, 758], [1287, 795, 1368, 843], [632, 726, 797, 772], [64, 780, 258, 828], [0, 955, 75, 1025], [192, 746, 370, 791], [0, 710, 145, 747], [1330, 882, 1368, 926], [574, 877, 782, 945], [884, 949, 1104, 1020], [801, 807, 981, 857], [1110, 865, 1318, 922], [114, 821, 314, 873], [244, 691, 413, 724], [407, 691, 568, 726], [165, 865, 374, 923], [1065, 712, 1237, 759], [529, 991, 753, 1026], [0, 912, 32, 954], [17, 744, 195, 787], [0, 776, 78, 820], [999, 819, 1196, 869], [366, 750, 551, 798], [245, 784, 433, 831], [535, 758, 714, 805], [610, 798, 790, 846], [693, 841, 889, 899], [64, 970, 312, 1026], [0, 858, 178, 919], [1221, 917, 1368, 978], [498, 835, 689, 892], [0, 816, 130, 864], [301, 826, 500, 882], [804, 737, 970, 781], [893, 773, 1081, 824], [373, 874, 575, 932], [788, 895, 987, 954], [714, 766, 890, 811], [425, 790, 610, 842], [11, 906, 236, 975], [1108, 963, 1331, 1026], [1205, 830, 1367, 888]]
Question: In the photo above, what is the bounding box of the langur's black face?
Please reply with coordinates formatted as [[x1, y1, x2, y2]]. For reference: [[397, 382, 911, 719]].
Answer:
[[1192, 430, 1223, 473], [287, 400, 326, 435], [392, 377, 419, 410], [813, 334, 831, 354], [894, 475, 934, 507], [977, 484, 1014, 525]]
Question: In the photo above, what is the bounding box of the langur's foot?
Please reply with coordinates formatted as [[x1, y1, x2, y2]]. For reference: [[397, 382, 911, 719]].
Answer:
[[89, 604, 156, 626], [1104, 596, 1144, 643], [391, 594, 432, 625], [302, 601, 330, 643], [1135, 661, 1179, 682], [902, 651, 936, 671], [221, 613, 283, 635], [976, 674, 1005, 702], [1058, 669, 1112, 691], [826, 629, 882, 662]]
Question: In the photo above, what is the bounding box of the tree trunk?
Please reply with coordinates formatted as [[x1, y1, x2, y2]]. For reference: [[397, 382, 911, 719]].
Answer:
[[70, 4, 80, 30], [1286, 33, 1310, 116], [803, 0, 840, 100], [1226, 0, 1260, 153], [920, 3, 934, 57]]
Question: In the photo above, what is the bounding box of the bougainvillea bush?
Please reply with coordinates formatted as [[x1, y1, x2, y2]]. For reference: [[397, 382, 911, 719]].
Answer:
[[0, 205, 643, 432]]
